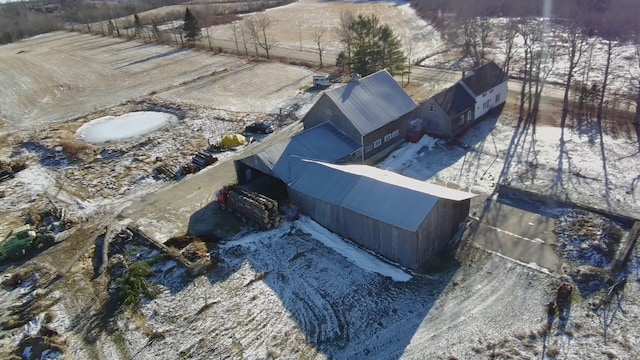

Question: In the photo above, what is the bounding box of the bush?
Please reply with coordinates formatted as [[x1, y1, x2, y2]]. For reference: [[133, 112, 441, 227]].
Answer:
[[117, 262, 160, 308]]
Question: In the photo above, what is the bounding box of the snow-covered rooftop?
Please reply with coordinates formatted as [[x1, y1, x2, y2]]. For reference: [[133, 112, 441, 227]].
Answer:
[[288, 159, 475, 231]]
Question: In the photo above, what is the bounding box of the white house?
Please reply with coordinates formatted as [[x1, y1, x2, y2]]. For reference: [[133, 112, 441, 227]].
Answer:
[[459, 62, 508, 120]]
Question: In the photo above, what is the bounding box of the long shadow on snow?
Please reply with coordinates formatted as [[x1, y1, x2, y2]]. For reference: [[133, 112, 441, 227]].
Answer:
[[117, 47, 190, 69], [399, 111, 500, 188], [153, 197, 460, 358], [196, 223, 458, 359]]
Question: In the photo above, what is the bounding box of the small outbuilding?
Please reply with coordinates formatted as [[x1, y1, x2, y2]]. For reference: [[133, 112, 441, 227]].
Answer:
[[302, 70, 417, 164], [287, 160, 475, 272]]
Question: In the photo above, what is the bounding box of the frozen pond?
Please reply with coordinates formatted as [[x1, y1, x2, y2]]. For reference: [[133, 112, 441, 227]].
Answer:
[[76, 111, 178, 143]]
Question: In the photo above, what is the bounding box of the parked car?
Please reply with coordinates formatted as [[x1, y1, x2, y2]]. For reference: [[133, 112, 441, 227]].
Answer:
[[244, 122, 274, 134]]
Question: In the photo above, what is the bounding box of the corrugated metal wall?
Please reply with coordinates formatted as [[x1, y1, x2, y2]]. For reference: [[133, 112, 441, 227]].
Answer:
[[290, 188, 420, 270], [416, 198, 470, 271]]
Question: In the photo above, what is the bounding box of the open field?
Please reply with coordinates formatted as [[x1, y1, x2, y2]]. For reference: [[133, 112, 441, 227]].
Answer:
[[1, 1, 640, 359], [0, 31, 245, 134]]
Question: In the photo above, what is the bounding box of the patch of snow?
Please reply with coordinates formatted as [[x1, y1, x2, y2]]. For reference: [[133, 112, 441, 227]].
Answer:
[[76, 111, 179, 144], [40, 349, 63, 360], [295, 216, 412, 282], [25, 313, 44, 336], [378, 135, 437, 172]]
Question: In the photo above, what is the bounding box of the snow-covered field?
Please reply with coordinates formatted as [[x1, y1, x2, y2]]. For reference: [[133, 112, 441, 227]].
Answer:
[[1, 1, 640, 359]]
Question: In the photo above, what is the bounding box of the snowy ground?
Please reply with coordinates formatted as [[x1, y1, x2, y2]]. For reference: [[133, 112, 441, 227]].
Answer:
[[1, 2, 640, 359]]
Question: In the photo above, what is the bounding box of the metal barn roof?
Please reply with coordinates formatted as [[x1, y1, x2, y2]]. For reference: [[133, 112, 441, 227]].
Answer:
[[289, 160, 475, 231], [324, 70, 417, 135], [237, 122, 360, 183]]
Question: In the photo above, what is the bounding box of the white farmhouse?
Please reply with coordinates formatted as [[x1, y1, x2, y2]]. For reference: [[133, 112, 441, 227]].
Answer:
[[459, 61, 508, 120]]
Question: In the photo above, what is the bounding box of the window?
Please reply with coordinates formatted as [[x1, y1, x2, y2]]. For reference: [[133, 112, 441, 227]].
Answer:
[[384, 133, 392, 142], [483, 100, 490, 109], [365, 144, 373, 153], [459, 115, 465, 126], [429, 105, 434, 112], [373, 139, 382, 148], [489, 89, 494, 94], [495, 93, 501, 103], [467, 110, 472, 121], [392, 129, 399, 138]]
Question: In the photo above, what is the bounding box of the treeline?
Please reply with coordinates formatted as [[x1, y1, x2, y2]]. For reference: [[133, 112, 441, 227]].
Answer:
[[0, 3, 60, 43], [0, 0, 293, 45], [410, 0, 640, 40]]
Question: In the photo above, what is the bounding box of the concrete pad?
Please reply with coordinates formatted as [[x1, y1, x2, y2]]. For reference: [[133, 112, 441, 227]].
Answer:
[[470, 197, 564, 274]]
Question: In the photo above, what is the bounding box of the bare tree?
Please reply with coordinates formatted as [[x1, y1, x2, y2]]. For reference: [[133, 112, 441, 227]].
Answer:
[[240, 26, 249, 56], [595, 279, 626, 346], [205, 26, 213, 51], [502, 18, 518, 76], [561, 18, 590, 126], [232, 23, 240, 55], [632, 39, 640, 126], [312, 27, 327, 67], [403, 35, 414, 86], [530, 25, 558, 123], [516, 19, 537, 122], [471, 17, 491, 67], [598, 39, 614, 121], [297, 21, 303, 51], [244, 17, 260, 56], [450, 16, 491, 68], [337, 10, 355, 69], [255, 13, 275, 60]]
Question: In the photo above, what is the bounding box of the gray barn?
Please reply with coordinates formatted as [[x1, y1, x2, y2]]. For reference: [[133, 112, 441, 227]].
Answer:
[[288, 160, 475, 272], [302, 70, 417, 164]]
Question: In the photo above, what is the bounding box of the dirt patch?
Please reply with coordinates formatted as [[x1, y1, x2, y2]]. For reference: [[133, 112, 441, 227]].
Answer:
[[554, 209, 624, 268]]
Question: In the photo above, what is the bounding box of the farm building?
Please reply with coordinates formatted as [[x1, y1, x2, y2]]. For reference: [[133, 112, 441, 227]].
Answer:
[[417, 61, 507, 138], [287, 160, 475, 272], [460, 61, 508, 120], [235, 122, 361, 184], [416, 83, 475, 138], [301, 70, 417, 164]]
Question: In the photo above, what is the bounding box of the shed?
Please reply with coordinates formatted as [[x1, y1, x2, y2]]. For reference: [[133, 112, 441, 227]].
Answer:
[[288, 160, 475, 272], [302, 70, 417, 164]]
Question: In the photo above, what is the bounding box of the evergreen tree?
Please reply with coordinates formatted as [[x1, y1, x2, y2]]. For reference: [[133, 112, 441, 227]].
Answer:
[[183, 7, 201, 45], [345, 14, 406, 76], [133, 14, 142, 37], [107, 20, 116, 36]]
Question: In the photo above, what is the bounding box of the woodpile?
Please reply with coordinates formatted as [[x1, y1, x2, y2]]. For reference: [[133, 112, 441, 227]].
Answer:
[[155, 150, 219, 180], [226, 187, 281, 230], [192, 151, 218, 169]]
